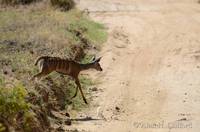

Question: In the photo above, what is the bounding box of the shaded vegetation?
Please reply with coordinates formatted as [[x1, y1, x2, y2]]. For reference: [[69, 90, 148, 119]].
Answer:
[[0, 0, 74, 11], [0, 0, 40, 5], [50, 0, 75, 11]]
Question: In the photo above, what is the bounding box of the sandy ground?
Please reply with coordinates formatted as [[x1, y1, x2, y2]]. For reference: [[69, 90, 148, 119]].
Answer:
[[65, 0, 200, 131]]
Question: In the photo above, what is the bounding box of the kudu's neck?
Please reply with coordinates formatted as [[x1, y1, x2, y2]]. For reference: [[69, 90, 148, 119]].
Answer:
[[79, 62, 95, 71]]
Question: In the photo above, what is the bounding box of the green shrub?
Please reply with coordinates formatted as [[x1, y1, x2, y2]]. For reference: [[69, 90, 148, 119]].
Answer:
[[0, 0, 40, 5], [0, 83, 30, 119], [0, 80, 37, 131], [50, 0, 75, 11]]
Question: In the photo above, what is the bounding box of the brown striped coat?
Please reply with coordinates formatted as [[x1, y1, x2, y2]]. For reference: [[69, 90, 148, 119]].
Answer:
[[32, 56, 102, 104]]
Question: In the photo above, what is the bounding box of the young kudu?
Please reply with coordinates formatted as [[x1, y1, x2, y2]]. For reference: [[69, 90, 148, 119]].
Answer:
[[32, 56, 103, 104]]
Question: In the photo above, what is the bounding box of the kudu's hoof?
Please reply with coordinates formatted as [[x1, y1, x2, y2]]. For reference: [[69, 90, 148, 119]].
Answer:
[[70, 95, 76, 99], [84, 98, 88, 104]]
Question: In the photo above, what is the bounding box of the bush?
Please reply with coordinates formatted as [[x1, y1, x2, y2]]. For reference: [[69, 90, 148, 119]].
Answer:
[[0, 79, 31, 131], [0, 0, 40, 5], [50, 0, 75, 11], [0, 83, 29, 119]]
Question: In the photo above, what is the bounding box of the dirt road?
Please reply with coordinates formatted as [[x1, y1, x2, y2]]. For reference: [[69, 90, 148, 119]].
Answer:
[[67, 0, 200, 131]]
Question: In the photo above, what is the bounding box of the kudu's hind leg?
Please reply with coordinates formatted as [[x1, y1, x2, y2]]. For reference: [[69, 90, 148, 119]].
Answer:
[[75, 78, 88, 104], [31, 72, 44, 80], [31, 68, 52, 81]]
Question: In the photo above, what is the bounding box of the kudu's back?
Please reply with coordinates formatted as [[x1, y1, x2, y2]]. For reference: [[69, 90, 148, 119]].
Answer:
[[35, 56, 74, 76]]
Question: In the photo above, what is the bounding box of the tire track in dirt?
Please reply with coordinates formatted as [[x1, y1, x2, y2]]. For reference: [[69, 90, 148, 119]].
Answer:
[[65, 1, 200, 132]]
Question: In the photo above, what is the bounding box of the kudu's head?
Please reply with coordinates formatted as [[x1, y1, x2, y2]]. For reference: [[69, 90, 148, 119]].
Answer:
[[92, 57, 103, 71]]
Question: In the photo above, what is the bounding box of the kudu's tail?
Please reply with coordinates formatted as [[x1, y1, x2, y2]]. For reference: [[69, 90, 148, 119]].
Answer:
[[34, 56, 46, 66]]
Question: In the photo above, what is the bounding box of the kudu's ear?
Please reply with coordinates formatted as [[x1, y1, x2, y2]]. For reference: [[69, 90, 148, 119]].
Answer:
[[96, 57, 102, 62]]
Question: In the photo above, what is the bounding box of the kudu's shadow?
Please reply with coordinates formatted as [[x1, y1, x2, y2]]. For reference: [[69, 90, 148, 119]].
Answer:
[[70, 116, 102, 122]]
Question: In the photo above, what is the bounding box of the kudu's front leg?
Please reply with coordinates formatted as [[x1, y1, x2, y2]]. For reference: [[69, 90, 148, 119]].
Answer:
[[75, 78, 88, 104], [71, 86, 78, 99]]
